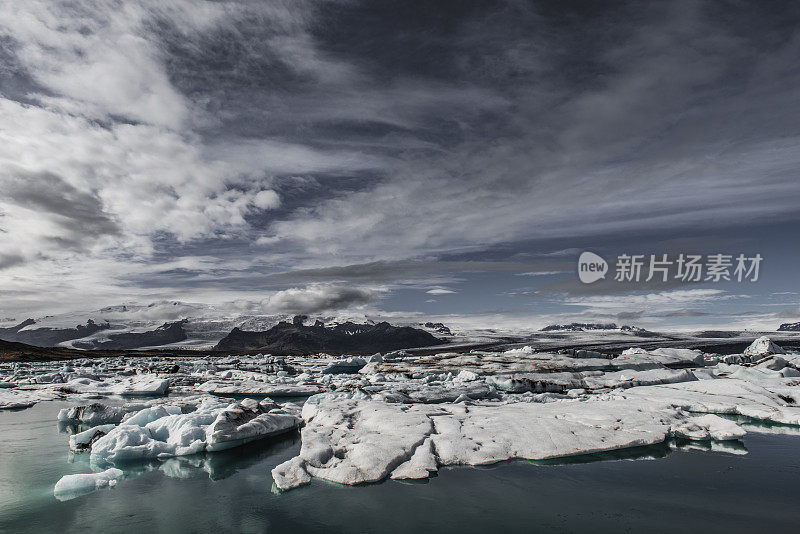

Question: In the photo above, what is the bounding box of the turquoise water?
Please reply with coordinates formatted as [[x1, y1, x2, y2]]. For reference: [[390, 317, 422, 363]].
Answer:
[[2, 400, 800, 533]]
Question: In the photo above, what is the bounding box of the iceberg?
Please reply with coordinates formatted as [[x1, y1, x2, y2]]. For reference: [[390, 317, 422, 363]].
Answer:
[[743, 336, 785, 358], [272, 374, 800, 491], [0, 388, 62, 410], [58, 403, 126, 425], [60, 375, 170, 396], [87, 397, 300, 462], [54, 468, 123, 501]]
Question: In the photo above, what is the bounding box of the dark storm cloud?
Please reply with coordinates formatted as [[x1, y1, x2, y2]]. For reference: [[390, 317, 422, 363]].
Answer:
[[223, 0, 800, 263], [262, 284, 376, 314], [0, 171, 120, 248], [616, 310, 646, 321], [658, 309, 713, 318], [775, 307, 800, 319], [0, 253, 24, 270]]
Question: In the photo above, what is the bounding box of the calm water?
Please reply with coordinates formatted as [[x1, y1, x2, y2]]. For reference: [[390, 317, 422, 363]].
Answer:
[[2, 400, 799, 533]]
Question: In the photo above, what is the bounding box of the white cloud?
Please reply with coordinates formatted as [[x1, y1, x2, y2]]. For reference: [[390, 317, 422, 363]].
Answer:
[[0, 1, 223, 128], [426, 288, 456, 295], [251, 190, 281, 210], [0, 1, 378, 316], [560, 289, 738, 312]]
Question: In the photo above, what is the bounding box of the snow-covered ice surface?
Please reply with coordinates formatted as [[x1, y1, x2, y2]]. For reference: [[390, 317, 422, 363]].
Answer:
[[272, 391, 768, 490], [2, 335, 800, 496]]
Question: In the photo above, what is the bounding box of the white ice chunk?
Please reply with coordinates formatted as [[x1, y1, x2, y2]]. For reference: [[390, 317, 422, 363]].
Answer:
[[274, 375, 800, 491], [90, 425, 175, 462], [272, 456, 311, 491], [54, 468, 123, 500], [88, 397, 299, 461], [58, 403, 125, 425], [121, 405, 182, 426], [619, 379, 800, 425], [614, 348, 704, 369], [743, 336, 785, 358], [670, 414, 746, 441], [61, 375, 170, 396]]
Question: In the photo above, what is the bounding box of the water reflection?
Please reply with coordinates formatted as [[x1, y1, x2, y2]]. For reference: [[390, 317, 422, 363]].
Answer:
[[7, 400, 800, 533], [720, 415, 800, 436], [54, 429, 300, 501], [515, 437, 748, 467]]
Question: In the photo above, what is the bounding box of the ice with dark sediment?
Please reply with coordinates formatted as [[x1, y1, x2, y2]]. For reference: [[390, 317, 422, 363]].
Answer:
[[58, 403, 126, 425], [206, 398, 301, 451], [69, 424, 118, 452], [321, 357, 367, 375]]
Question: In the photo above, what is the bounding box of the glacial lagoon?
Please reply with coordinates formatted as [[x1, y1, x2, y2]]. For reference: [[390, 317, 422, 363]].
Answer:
[[2, 399, 799, 534]]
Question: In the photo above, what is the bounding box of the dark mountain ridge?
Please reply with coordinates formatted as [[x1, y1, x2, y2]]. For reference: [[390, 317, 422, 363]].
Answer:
[[214, 320, 444, 354]]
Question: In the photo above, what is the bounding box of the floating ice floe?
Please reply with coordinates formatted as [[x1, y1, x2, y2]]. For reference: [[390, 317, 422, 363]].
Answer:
[[82, 397, 301, 463], [613, 347, 705, 369], [321, 357, 367, 375], [271, 374, 800, 491], [3, 335, 795, 495], [60, 375, 170, 396], [58, 403, 126, 425], [0, 388, 62, 410], [206, 398, 302, 451], [54, 468, 123, 501], [196, 379, 320, 397], [670, 414, 746, 441], [618, 378, 800, 425]]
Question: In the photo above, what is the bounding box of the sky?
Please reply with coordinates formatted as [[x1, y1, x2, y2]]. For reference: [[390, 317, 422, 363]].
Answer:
[[0, 0, 798, 331]]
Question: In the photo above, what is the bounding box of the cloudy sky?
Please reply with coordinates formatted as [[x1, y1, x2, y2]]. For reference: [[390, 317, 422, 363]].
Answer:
[[0, 0, 798, 331]]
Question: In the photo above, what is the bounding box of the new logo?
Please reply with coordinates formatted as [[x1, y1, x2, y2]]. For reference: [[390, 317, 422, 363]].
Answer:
[[578, 251, 608, 284]]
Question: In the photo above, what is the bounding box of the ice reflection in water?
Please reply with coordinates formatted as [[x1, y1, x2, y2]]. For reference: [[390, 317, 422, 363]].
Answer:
[[4, 400, 800, 534]]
